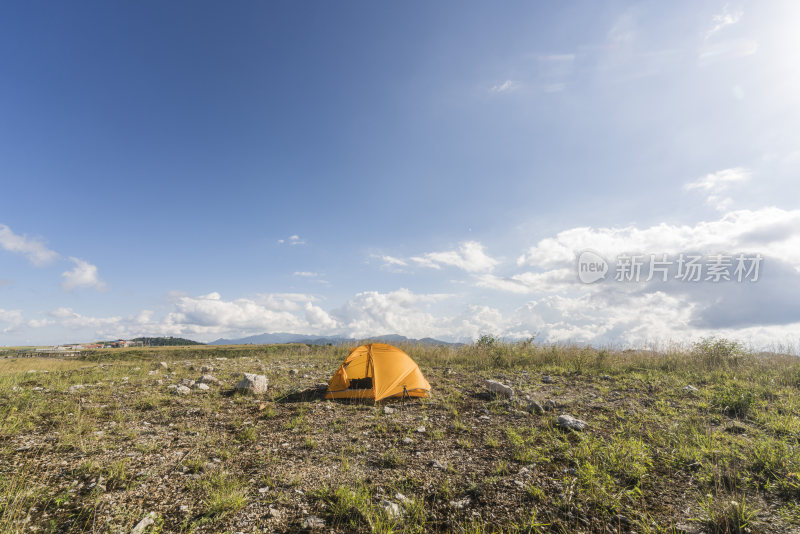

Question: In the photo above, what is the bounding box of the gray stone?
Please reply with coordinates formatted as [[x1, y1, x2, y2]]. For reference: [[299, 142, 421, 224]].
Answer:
[[235, 373, 268, 394], [201, 365, 213, 373], [197, 374, 221, 386], [415, 426, 426, 433], [450, 498, 470, 510], [179, 378, 195, 388], [527, 400, 544, 414], [301, 515, 325, 529], [682, 385, 698, 392], [402, 437, 414, 445], [485, 379, 514, 399], [543, 399, 558, 411], [192, 382, 210, 391], [383, 406, 395, 415], [430, 460, 446, 470], [557, 414, 588, 431], [174, 385, 191, 396], [159, 361, 169, 369], [130, 512, 157, 534], [542, 375, 554, 384]]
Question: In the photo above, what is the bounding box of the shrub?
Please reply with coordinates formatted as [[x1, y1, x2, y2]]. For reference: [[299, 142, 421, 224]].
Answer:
[[713, 383, 754, 418], [693, 338, 747, 368]]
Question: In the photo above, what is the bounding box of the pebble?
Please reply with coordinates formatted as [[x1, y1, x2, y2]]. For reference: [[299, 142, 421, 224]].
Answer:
[[557, 414, 588, 431], [301, 515, 325, 529]]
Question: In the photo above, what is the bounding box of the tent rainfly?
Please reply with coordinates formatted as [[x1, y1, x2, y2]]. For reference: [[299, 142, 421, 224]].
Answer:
[[325, 343, 431, 401]]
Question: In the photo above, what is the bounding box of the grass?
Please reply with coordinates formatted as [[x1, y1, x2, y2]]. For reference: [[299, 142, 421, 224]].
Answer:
[[1, 338, 799, 532]]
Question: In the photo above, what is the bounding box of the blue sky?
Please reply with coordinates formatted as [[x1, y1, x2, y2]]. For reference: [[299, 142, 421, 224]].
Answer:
[[2, 1, 799, 347]]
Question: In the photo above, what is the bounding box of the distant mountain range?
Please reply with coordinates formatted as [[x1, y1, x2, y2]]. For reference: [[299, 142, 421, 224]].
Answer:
[[209, 332, 461, 346]]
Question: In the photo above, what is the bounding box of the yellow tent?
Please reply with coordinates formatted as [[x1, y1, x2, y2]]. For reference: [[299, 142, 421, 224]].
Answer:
[[325, 343, 431, 401]]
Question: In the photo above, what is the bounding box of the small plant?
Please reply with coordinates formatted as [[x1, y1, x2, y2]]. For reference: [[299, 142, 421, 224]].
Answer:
[[198, 471, 248, 518], [494, 461, 510, 476], [381, 448, 405, 468], [713, 383, 754, 418], [236, 425, 257, 443], [696, 493, 758, 534]]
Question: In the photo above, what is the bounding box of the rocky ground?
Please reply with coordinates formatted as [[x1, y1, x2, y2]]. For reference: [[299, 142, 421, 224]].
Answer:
[[1, 343, 799, 533]]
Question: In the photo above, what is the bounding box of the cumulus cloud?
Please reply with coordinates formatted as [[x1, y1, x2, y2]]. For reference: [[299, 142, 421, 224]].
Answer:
[[475, 269, 575, 294], [517, 207, 800, 270], [0, 224, 60, 266], [61, 257, 107, 292], [0, 308, 25, 333], [411, 241, 498, 273], [164, 292, 305, 334]]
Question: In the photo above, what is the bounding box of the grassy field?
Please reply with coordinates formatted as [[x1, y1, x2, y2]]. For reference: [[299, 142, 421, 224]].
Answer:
[[1, 340, 799, 533]]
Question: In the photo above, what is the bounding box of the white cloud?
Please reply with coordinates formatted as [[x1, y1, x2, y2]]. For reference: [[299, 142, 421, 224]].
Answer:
[[49, 307, 122, 329], [61, 257, 108, 292], [304, 302, 338, 330], [253, 292, 318, 312], [0, 308, 24, 333], [518, 207, 800, 270], [293, 271, 319, 277], [476, 269, 574, 294], [489, 80, 520, 93], [412, 241, 499, 273], [380, 255, 407, 267], [165, 292, 305, 334], [278, 234, 305, 245], [705, 7, 744, 40], [0, 224, 60, 266], [685, 167, 751, 191], [331, 288, 452, 339]]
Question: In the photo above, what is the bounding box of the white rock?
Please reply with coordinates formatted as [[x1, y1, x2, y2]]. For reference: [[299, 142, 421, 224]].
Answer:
[[682, 385, 698, 392], [485, 379, 514, 399], [381, 500, 402, 518], [236, 373, 268, 394], [159, 362, 169, 369], [174, 385, 191, 395], [192, 382, 210, 391], [402, 437, 414, 445], [383, 406, 395, 415], [450, 498, 470, 510], [301, 515, 325, 529], [557, 414, 588, 431], [197, 374, 221, 385], [415, 426, 426, 433], [130, 512, 157, 534]]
